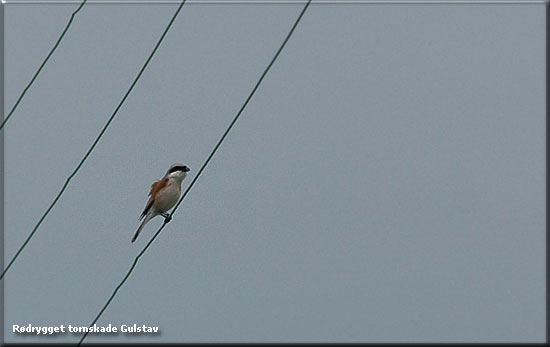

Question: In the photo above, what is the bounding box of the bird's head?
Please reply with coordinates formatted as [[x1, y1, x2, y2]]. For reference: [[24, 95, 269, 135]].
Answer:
[[166, 163, 190, 180]]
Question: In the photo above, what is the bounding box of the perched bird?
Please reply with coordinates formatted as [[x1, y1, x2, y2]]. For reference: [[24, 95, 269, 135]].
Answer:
[[132, 163, 190, 242]]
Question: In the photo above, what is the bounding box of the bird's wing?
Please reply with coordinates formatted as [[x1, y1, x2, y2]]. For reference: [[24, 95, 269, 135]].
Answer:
[[139, 178, 168, 220]]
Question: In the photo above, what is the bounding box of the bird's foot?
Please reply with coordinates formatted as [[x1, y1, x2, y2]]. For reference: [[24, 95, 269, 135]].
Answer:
[[161, 213, 172, 223]]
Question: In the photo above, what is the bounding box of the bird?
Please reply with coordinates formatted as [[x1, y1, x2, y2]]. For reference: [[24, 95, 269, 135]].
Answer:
[[132, 163, 190, 242]]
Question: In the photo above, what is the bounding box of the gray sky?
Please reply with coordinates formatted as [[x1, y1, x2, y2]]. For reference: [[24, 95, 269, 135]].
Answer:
[[2, 1, 546, 343]]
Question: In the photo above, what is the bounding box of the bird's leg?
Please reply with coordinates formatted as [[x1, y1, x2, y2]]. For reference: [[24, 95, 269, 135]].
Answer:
[[161, 213, 172, 223]]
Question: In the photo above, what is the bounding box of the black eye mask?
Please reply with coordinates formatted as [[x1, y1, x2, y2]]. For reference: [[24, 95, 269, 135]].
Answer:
[[167, 165, 189, 174]]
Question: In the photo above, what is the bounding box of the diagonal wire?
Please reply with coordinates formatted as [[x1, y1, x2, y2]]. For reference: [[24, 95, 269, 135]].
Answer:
[[0, 0, 88, 131], [0, 0, 189, 281], [77, 0, 312, 344]]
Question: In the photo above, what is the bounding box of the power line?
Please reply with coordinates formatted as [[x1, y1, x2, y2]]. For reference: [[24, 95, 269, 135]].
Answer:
[[77, 0, 312, 344], [0, 0, 189, 281], [0, 0, 88, 131], [4, 0, 546, 4]]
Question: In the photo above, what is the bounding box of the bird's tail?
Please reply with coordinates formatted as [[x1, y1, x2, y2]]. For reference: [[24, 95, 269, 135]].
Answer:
[[132, 212, 154, 243]]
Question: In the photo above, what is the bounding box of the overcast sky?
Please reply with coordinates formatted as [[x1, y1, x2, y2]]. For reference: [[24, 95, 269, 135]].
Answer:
[[2, 0, 546, 343]]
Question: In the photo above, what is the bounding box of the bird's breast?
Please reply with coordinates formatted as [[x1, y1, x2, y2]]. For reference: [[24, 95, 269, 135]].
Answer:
[[153, 183, 181, 213]]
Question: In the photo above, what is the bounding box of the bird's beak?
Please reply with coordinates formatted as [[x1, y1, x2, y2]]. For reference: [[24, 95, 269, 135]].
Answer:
[[184, 167, 190, 172]]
